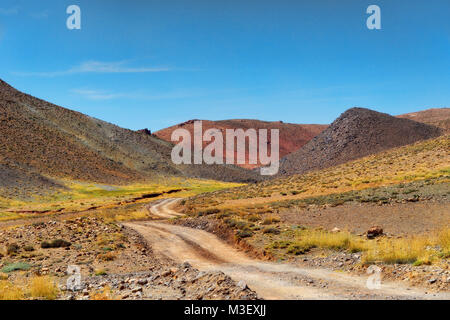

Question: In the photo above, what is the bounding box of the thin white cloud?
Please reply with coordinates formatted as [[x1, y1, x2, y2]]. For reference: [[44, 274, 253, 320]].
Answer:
[[12, 61, 170, 77], [71, 88, 202, 101], [0, 7, 19, 15], [30, 10, 49, 19], [71, 89, 125, 100]]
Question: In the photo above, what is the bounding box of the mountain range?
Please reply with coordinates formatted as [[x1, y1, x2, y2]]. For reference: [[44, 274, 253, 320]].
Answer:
[[0, 79, 447, 199]]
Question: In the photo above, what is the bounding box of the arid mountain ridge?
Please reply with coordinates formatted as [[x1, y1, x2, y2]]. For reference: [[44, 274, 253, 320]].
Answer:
[[0, 78, 447, 199], [154, 119, 327, 169], [0, 80, 261, 199], [154, 108, 448, 173], [278, 107, 442, 175]]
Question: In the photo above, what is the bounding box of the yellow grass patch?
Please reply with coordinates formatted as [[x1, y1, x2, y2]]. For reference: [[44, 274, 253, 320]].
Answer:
[[0, 178, 241, 223], [269, 227, 450, 265], [29, 276, 59, 300], [290, 229, 366, 253], [362, 237, 433, 264], [0, 280, 25, 300]]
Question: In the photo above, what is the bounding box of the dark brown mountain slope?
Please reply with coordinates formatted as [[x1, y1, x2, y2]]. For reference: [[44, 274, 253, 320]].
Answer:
[[155, 119, 327, 169], [279, 107, 442, 176], [0, 79, 261, 198]]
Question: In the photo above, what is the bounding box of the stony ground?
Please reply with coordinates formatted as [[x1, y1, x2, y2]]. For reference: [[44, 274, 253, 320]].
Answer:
[[286, 250, 450, 292], [0, 217, 257, 300], [280, 201, 450, 236], [175, 212, 450, 293]]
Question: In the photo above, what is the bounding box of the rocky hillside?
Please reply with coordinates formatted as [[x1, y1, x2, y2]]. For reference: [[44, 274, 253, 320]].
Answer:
[[0, 80, 261, 199], [397, 108, 450, 133], [154, 119, 327, 169], [279, 107, 442, 176]]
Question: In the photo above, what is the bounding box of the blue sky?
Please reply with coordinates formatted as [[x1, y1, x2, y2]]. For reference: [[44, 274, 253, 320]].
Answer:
[[0, 0, 449, 131]]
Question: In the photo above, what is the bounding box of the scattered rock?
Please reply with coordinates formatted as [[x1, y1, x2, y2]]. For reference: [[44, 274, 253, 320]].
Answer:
[[237, 280, 248, 291], [367, 226, 383, 239]]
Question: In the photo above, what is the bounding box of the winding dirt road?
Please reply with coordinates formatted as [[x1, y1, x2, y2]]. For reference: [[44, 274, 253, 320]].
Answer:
[[125, 198, 450, 300]]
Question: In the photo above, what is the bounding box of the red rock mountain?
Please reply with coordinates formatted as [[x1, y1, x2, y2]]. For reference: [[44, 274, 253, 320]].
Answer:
[[154, 119, 327, 169]]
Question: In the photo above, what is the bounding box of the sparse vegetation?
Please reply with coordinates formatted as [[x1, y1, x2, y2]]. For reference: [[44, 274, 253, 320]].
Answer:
[[262, 215, 281, 225], [29, 276, 58, 300], [6, 243, 20, 255], [1, 262, 32, 273], [0, 280, 24, 300], [98, 251, 117, 262], [95, 268, 108, 276], [236, 230, 253, 239], [263, 227, 281, 235], [185, 136, 450, 210], [90, 285, 115, 300], [41, 239, 71, 249], [0, 179, 242, 223], [23, 245, 34, 252]]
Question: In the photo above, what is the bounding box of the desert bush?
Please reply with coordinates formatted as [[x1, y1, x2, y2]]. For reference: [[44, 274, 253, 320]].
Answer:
[[224, 218, 238, 228], [1, 262, 31, 273], [23, 245, 34, 252], [262, 215, 281, 225], [247, 214, 260, 222], [224, 218, 252, 230], [95, 269, 107, 276], [41, 239, 71, 249], [98, 251, 117, 261], [198, 208, 220, 216], [29, 276, 59, 300], [287, 243, 313, 255], [217, 211, 232, 219], [269, 241, 292, 249], [263, 227, 281, 235], [6, 243, 20, 255], [236, 230, 253, 239]]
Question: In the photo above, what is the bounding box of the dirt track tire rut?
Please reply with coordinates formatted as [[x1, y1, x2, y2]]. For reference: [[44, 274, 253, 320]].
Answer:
[[126, 198, 450, 300]]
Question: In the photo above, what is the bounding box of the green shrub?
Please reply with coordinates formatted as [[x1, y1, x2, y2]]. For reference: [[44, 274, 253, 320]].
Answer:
[[1, 262, 32, 273]]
